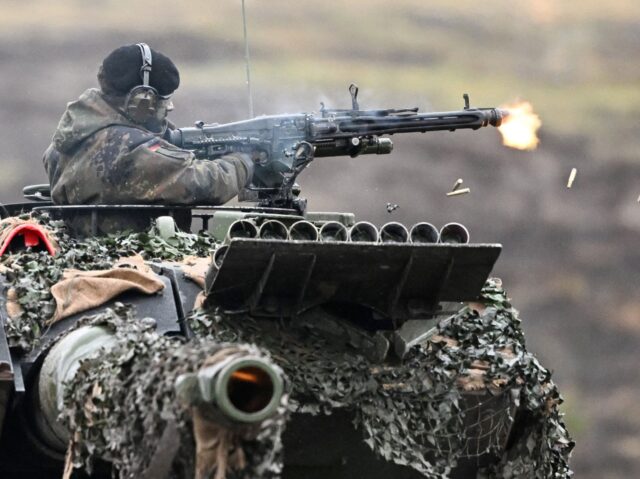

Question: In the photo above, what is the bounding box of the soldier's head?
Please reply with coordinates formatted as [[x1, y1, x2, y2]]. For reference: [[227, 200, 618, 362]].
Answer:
[[98, 44, 180, 131]]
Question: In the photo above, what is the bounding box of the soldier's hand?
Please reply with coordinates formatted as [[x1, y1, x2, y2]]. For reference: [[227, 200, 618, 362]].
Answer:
[[250, 147, 269, 164]]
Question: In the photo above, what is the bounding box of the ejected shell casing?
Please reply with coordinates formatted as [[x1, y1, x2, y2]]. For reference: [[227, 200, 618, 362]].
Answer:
[[567, 168, 577, 188], [258, 220, 289, 240], [439, 223, 470, 244], [379, 222, 409, 243], [319, 221, 349, 242], [409, 222, 440, 244], [348, 221, 379, 243], [289, 220, 319, 241], [213, 245, 229, 268], [226, 219, 259, 242], [452, 178, 464, 191], [446, 188, 471, 197]]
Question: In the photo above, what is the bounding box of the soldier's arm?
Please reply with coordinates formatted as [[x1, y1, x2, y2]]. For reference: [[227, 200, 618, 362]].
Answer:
[[120, 135, 254, 205]]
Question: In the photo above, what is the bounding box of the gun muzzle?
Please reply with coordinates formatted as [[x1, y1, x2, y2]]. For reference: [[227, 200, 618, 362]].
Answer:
[[439, 222, 470, 244], [289, 220, 319, 241], [348, 221, 379, 242], [379, 222, 409, 243], [259, 220, 289, 240], [176, 354, 285, 424], [409, 222, 440, 244], [490, 108, 510, 127], [319, 221, 349, 242], [227, 219, 259, 241]]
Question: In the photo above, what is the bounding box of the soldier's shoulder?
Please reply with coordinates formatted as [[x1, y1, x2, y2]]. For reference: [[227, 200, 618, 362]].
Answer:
[[106, 125, 157, 150]]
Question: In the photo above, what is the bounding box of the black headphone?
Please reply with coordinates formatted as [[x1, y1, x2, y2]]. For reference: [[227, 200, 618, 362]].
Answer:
[[124, 43, 160, 123]]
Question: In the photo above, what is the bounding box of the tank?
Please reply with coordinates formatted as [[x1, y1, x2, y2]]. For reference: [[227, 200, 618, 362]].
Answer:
[[0, 87, 573, 477], [0, 182, 574, 478]]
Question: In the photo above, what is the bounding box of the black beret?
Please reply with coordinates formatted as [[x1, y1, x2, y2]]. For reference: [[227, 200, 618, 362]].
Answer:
[[100, 44, 180, 96]]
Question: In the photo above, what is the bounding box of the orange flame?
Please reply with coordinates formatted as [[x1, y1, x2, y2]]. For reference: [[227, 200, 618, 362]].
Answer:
[[498, 101, 541, 151], [231, 370, 260, 383]]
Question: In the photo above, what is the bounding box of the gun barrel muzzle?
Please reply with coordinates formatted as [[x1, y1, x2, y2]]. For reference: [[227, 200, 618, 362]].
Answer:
[[491, 108, 510, 127], [177, 354, 285, 424]]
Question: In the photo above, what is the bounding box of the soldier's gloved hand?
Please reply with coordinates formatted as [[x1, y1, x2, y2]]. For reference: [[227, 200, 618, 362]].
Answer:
[[248, 146, 269, 165], [237, 144, 271, 188]]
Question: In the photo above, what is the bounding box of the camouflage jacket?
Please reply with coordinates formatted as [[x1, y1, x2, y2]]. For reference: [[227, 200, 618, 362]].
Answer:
[[43, 88, 253, 205]]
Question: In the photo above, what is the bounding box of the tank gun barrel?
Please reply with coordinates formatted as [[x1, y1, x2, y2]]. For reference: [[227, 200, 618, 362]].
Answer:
[[35, 325, 285, 453]]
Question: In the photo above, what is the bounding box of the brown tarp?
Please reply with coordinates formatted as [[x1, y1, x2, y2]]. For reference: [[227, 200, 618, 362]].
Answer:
[[179, 256, 210, 289], [5, 288, 23, 319], [167, 255, 211, 310], [49, 255, 164, 324], [192, 348, 251, 479]]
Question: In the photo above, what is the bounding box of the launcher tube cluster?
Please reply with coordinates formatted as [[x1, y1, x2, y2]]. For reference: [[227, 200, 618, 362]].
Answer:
[[225, 219, 471, 245]]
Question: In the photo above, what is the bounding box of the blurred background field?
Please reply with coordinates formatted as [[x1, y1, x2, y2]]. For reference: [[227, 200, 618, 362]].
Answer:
[[1, 0, 639, 476]]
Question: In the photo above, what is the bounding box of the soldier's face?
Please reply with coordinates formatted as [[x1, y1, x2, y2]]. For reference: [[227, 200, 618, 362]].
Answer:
[[143, 97, 174, 133], [155, 97, 174, 121]]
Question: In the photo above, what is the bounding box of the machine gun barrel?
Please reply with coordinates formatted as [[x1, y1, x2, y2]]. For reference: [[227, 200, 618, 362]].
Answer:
[[167, 108, 507, 156], [310, 108, 507, 138]]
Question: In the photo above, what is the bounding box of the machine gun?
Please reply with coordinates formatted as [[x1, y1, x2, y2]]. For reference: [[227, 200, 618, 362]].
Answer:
[[167, 85, 508, 214]]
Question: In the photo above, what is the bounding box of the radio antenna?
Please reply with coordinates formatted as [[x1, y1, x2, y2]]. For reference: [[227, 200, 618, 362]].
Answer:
[[241, 0, 254, 118]]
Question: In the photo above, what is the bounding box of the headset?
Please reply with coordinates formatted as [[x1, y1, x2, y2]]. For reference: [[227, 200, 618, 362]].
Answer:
[[124, 43, 163, 124]]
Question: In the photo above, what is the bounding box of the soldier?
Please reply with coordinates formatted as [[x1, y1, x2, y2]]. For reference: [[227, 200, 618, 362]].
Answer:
[[42, 43, 254, 206]]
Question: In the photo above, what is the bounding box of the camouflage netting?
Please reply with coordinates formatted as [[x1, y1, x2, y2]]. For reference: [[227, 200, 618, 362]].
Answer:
[[189, 280, 574, 478], [0, 214, 574, 477], [0, 212, 216, 349], [62, 304, 288, 479]]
